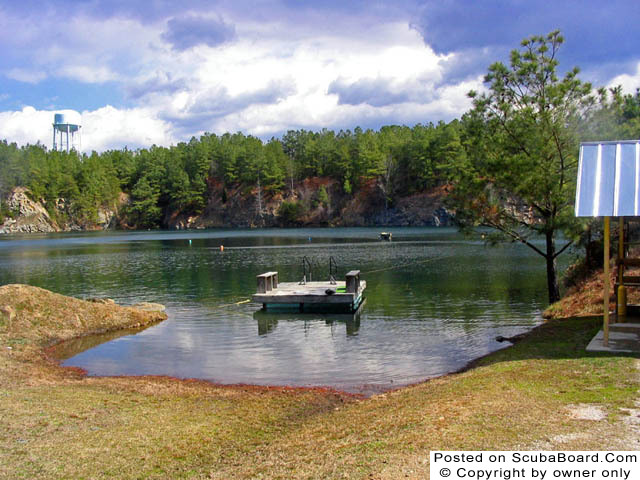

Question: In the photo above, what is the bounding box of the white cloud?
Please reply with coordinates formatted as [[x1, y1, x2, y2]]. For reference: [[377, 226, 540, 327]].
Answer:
[[58, 65, 119, 83], [3, 0, 640, 154], [607, 62, 640, 93], [142, 21, 471, 137], [0, 107, 53, 146], [6, 68, 47, 84], [2, 15, 160, 85], [0, 106, 174, 151], [82, 106, 175, 151], [0, 12, 484, 149]]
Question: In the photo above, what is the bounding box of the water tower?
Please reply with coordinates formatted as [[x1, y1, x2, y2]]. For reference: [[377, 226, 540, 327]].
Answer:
[[52, 112, 81, 153]]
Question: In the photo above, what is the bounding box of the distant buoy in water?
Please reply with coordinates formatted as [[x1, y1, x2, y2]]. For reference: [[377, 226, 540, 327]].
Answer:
[[220, 245, 224, 251]]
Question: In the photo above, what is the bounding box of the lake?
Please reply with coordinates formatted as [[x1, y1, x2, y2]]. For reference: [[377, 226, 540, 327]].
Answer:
[[0, 227, 567, 395]]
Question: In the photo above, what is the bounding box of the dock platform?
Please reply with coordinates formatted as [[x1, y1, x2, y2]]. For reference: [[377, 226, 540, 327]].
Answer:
[[253, 271, 366, 313]]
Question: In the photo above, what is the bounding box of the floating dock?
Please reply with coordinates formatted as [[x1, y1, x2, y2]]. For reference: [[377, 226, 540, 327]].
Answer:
[[252, 270, 366, 313]]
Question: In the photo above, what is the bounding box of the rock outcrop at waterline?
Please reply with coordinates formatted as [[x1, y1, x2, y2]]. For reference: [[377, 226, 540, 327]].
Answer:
[[0, 187, 121, 234], [165, 178, 454, 230], [1, 179, 454, 233], [0, 187, 59, 233]]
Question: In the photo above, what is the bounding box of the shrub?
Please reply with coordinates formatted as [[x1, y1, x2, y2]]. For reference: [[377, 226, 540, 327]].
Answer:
[[316, 185, 329, 206], [278, 200, 305, 224]]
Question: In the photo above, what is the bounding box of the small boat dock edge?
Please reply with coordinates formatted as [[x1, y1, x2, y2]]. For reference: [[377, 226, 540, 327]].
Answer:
[[252, 270, 366, 313]]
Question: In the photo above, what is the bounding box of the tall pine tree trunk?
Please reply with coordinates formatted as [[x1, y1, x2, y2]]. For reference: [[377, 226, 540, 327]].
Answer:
[[545, 230, 560, 304]]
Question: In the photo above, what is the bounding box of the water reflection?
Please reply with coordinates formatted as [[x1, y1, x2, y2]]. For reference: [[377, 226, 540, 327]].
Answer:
[[0, 227, 569, 393], [254, 308, 363, 337], [48, 323, 156, 361]]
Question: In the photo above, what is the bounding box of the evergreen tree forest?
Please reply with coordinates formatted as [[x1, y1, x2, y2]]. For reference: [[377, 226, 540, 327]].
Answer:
[[0, 122, 467, 227]]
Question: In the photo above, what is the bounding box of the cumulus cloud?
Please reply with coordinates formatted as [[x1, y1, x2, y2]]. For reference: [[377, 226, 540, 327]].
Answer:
[[82, 106, 175, 150], [188, 80, 296, 115], [412, 0, 528, 54], [125, 71, 187, 100], [0, 107, 55, 146], [158, 79, 297, 136], [162, 14, 236, 51], [328, 77, 411, 107], [607, 62, 640, 93], [0, 15, 159, 86], [0, 0, 213, 24], [211, 78, 478, 140], [0, 105, 174, 151], [0, 17, 482, 149], [2, 1, 639, 150]]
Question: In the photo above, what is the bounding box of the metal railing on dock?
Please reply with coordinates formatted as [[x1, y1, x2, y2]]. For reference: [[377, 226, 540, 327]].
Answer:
[[299, 256, 312, 284], [329, 256, 338, 285]]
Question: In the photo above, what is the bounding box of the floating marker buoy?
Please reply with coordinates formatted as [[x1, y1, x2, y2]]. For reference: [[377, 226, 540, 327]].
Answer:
[[220, 245, 224, 251]]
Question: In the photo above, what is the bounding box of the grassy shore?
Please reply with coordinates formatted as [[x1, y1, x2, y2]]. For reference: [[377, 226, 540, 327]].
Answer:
[[1, 284, 638, 479]]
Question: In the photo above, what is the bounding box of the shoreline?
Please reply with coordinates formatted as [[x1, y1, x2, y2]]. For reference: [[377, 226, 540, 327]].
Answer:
[[2, 284, 638, 479], [0, 223, 456, 236], [5, 283, 589, 397], [1, 283, 616, 399], [41, 297, 537, 399]]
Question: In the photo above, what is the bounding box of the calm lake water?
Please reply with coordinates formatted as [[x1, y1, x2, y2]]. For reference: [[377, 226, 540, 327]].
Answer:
[[0, 227, 568, 394]]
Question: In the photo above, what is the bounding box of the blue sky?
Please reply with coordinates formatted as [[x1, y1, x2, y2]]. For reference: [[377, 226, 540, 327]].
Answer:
[[1, 0, 639, 151]]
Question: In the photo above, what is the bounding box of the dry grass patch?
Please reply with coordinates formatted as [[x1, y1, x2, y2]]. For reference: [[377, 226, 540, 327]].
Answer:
[[1, 284, 638, 479]]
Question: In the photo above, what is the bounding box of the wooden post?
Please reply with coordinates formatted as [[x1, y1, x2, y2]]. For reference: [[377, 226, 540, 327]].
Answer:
[[618, 217, 627, 319], [618, 217, 624, 283], [257, 274, 267, 294], [346, 270, 360, 294], [257, 272, 278, 294], [604, 216, 610, 346]]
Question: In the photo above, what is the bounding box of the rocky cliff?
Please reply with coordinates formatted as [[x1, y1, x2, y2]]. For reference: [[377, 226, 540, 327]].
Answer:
[[0, 187, 59, 233], [1, 179, 453, 234], [0, 187, 121, 234], [165, 177, 453, 230]]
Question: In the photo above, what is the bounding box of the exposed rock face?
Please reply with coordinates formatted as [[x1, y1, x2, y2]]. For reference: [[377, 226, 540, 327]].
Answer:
[[0, 187, 123, 234], [101, 192, 129, 230], [91, 206, 117, 230], [381, 187, 454, 227], [0, 187, 59, 234], [166, 179, 283, 229], [165, 177, 453, 229], [1, 179, 453, 234]]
